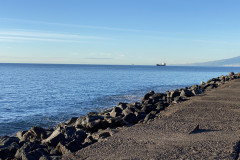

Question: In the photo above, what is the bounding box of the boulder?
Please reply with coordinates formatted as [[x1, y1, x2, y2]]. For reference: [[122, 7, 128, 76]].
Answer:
[[141, 104, 156, 114], [74, 117, 85, 128], [56, 140, 82, 155], [110, 107, 122, 117], [180, 90, 194, 97], [142, 99, 153, 105], [63, 126, 76, 140], [76, 115, 107, 131], [42, 127, 65, 147], [192, 89, 203, 95], [117, 102, 128, 110], [229, 72, 235, 76], [75, 129, 87, 142], [141, 91, 155, 101], [17, 126, 47, 142], [83, 135, 97, 146], [92, 130, 112, 141], [106, 117, 125, 128], [123, 113, 138, 124], [0, 136, 19, 147], [155, 102, 165, 112], [170, 90, 180, 99], [122, 107, 135, 116], [0, 136, 20, 160], [15, 142, 48, 160], [134, 112, 146, 121], [173, 96, 184, 103], [144, 113, 155, 122], [65, 117, 78, 126]]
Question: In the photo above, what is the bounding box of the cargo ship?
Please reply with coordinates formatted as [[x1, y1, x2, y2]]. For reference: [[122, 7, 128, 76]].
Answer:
[[156, 62, 166, 66]]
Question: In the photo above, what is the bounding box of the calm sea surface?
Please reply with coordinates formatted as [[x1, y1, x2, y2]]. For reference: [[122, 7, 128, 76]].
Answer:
[[0, 63, 239, 135]]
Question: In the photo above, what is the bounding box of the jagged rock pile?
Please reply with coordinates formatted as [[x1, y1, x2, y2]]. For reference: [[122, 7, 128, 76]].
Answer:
[[1, 72, 240, 160]]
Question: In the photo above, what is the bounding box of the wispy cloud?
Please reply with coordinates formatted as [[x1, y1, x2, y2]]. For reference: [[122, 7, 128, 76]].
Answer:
[[0, 29, 111, 43], [84, 57, 113, 60], [0, 18, 170, 34], [0, 18, 145, 32]]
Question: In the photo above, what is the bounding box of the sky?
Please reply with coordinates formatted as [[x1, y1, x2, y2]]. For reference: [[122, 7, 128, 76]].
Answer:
[[0, 0, 240, 65]]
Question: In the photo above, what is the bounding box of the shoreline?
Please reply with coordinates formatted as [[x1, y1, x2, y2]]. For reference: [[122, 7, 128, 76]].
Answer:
[[1, 72, 240, 159]]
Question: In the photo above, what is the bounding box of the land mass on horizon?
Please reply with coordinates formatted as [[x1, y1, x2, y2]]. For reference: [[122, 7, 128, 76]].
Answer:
[[184, 56, 240, 66]]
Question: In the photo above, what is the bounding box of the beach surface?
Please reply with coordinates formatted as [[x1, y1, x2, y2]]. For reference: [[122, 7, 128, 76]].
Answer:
[[65, 79, 240, 160]]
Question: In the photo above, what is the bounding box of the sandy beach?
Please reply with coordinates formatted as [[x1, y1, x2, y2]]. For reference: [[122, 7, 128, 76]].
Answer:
[[64, 79, 240, 160]]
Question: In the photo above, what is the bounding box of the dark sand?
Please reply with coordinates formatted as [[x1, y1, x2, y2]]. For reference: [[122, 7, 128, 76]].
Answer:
[[64, 79, 240, 160]]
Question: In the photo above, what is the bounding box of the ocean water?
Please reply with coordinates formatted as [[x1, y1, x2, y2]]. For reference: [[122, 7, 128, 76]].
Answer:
[[0, 63, 239, 135]]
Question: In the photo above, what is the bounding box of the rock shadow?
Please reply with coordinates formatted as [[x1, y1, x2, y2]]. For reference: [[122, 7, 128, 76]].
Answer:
[[189, 125, 219, 134]]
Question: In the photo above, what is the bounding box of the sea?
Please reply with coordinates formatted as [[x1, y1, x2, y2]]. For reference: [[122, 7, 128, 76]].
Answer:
[[0, 63, 240, 135]]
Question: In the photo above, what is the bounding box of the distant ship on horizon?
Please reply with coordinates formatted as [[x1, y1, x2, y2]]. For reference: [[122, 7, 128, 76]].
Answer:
[[156, 62, 166, 66]]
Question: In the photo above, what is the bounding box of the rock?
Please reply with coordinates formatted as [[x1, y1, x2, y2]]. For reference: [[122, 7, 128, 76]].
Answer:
[[15, 142, 48, 160], [75, 115, 108, 131], [144, 113, 155, 122], [81, 115, 104, 128], [63, 126, 76, 140], [65, 117, 78, 126], [122, 107, 135, 116], [229, 72, 235, 76], [42, 127, 65, 147], [180, 90, 194, 97], [75, 130, 87, 142], [173, 96, 184, 103], [92, 131, 111, 141], [141, 104, 156, 114], [110, 107, 122, 117], [56, 139, 82, 155], [141, 91, 155, 101], [0, 136, 20, 160], [123, 113, 138, 124], [170, 90, 180, 99], [18, 126, 47, 142], [134, 112, 146, 121], [74, 117, 85, 128], [106, 117, 125, 128], [149, 93, 166, 101], [17, 130, 27, 141], [142, 99, 153, 105], [0, 136, 19, 147], [83, 135, 97, 146], [155, 102, 165, 112], [117, 102, 128, 110], [192, 89, 203, 95]]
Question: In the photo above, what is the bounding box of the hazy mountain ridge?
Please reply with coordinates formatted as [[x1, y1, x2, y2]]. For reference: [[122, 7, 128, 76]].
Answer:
[[188, 56, 240, 66]]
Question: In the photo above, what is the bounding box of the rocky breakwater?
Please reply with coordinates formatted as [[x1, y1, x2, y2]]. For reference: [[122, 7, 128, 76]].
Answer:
[[1, 72, 240, 160]]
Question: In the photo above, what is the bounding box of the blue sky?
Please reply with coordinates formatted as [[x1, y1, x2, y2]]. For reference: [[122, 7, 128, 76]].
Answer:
[[0, 0, 239, 65]]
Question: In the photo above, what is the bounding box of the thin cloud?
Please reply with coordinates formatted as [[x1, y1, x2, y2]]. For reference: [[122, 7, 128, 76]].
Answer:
[[84, 57, 113, 60], [0, 36, 88, 43], [0, 28, 113, 43], [0, 18, 167, 34], [0, 30, 108, 40]]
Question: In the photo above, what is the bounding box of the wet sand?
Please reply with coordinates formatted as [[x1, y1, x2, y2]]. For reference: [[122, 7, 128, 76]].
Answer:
[[64, 79, 240, 159]]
